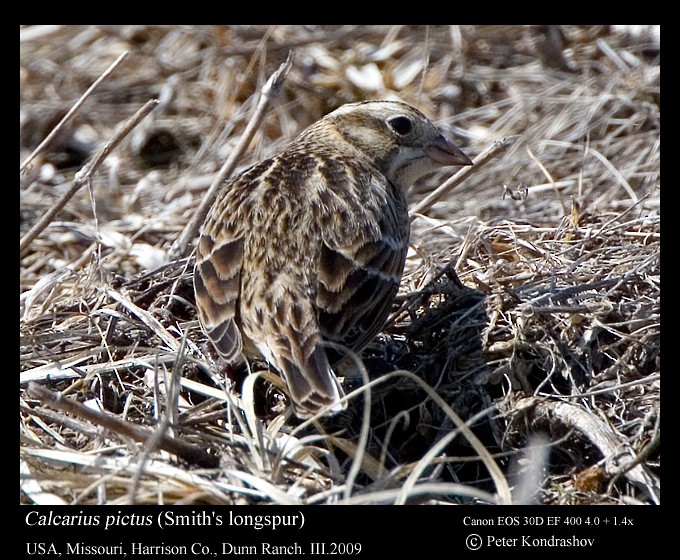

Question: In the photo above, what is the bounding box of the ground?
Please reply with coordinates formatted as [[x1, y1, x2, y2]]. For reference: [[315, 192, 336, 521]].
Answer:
[[20, 25, 659, 505]]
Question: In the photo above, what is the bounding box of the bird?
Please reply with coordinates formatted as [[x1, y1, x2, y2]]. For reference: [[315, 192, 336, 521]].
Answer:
[[193, 100, 473, 419]]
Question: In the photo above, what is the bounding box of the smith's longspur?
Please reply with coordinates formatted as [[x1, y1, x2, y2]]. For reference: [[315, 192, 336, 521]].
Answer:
[[194, 100, 473, 418]]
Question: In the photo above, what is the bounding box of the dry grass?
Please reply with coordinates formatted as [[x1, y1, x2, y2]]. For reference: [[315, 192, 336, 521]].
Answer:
[[20, 25, 659, 505]]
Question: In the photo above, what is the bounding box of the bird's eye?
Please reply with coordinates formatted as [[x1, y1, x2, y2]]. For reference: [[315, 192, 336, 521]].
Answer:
[[388, 116, 413, 136]]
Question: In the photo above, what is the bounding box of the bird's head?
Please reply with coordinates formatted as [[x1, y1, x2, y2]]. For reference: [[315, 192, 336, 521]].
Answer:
[[309, 100, 473, 187]]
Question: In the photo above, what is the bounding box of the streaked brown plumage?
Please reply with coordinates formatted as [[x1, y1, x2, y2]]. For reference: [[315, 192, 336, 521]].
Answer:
[[194, 100, 473, 418]]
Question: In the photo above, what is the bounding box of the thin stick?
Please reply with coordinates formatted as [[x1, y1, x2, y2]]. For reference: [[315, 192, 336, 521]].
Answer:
[[27, 381, 219, 469], [409, 135, 522, 219], [20, 98, 159, 257], [169, 52, 293, 260], [128, 335, 187, 503], [20, 51, 129, 174]]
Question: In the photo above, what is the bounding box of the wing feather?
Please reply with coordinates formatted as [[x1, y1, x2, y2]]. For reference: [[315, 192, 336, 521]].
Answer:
[[194, 210, 246, 363], [317, 172, 409, 359]]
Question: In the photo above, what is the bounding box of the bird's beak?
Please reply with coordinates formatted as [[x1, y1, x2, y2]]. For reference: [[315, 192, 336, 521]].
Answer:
[[424, 135, 474, 167]]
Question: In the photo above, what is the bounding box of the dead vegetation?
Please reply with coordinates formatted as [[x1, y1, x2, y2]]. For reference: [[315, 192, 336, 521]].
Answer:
[[20, 25, 659, 505]]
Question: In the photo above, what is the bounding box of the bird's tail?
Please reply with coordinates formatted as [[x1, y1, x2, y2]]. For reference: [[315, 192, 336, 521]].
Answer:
[[279, 345, 346, 419]]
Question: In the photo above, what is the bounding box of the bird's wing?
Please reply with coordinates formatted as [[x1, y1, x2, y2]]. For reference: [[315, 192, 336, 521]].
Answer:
[[193, 186, 246, 363], [317, 171, 409, 360]]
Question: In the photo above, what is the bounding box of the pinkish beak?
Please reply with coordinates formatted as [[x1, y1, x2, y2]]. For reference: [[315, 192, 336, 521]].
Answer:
[[424, 135, 473, 167]]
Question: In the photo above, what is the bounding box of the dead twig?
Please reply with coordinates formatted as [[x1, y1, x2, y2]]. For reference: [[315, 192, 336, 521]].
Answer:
[[127, 334, 187, 503], [516, 397, 660, 504], [19, 98, 159, 257], [169, 52, 293, 260], [20, 50, 129, 174], [27, 382, 219, 469], [409, 135, 522, 218]]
